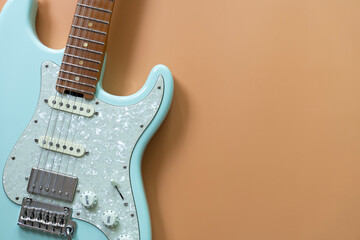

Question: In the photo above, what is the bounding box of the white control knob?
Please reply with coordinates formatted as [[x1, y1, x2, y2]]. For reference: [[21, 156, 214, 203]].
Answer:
[[119, 234, 133, 240], [80, 191, 98, 208], [102, 210, 119, 228]]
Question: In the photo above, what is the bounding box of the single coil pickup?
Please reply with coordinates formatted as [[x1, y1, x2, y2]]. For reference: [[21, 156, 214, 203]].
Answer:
[[27, 167, 78, 202], [48, 96, 95, 117], [18, 198, 76, 237], [39, 136, 85, 157]]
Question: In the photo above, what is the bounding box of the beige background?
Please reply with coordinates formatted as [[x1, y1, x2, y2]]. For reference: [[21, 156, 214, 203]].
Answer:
[[2, 0, 360, 239]]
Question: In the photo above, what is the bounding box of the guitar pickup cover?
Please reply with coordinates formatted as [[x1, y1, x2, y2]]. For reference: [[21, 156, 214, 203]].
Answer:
[[27, 167, 78, 202]]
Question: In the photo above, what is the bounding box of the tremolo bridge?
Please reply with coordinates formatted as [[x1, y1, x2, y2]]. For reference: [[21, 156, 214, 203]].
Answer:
[[18, 168, 78, 238], [18, 198, 76, 238]]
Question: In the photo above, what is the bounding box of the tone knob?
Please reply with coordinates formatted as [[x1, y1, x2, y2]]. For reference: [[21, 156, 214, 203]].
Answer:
[[102, 210, 119, 228], [80, 191, 98, 208], [119, 234, 133, 240]]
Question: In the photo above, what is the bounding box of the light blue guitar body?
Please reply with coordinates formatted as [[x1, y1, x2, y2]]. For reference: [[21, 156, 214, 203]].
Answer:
[[0, 0, 173, 239]]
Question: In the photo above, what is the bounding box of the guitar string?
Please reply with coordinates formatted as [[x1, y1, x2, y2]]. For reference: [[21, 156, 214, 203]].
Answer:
[[51, 0, 95, 193], [66, 0, 101, 177], [67, 0, 111, 178], [44, 0, 91, 201], [53, 0, 111, 200], [48, 0, 90, 181], [41, 0, 94, 212], [31, 1, 85, 203], [57, 0, 113, 209], [59, 0, 100, 175], [36, 0, 89, 203]]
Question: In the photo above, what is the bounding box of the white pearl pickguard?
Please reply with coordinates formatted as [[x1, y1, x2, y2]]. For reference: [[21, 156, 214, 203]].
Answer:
[[2, 61, 164, 240]]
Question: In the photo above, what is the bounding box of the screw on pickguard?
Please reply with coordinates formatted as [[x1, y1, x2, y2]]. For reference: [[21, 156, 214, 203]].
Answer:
[[110, 179, 124, 200]]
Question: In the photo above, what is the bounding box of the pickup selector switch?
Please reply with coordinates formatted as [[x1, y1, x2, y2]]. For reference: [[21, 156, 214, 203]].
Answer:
[[102, 210, 119, 228], [80, 191, 98, 208]]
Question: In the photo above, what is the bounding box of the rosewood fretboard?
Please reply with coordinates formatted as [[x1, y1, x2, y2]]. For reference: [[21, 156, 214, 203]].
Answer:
[[56, 0, 115, 100]]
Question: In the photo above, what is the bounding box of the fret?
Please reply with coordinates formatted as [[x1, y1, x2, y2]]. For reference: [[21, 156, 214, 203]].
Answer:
[[69, 35, 105, 45], [71, 25, 107, 35], [56, 84, 95, 96], [58, 77, 97, 89], [57, 0, 116, 99], [60, 70, 97, 81], [62, 62, 99, 73], [66, 44, 103, 55], [74, 14, 110, 24], [64, 53, 101, 64], [77, 3, 112, 13]]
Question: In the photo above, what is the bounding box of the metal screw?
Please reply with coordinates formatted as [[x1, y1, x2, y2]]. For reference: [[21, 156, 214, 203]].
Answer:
[[11, 156, 15, 160], [95, 112, 99, 116], [44, 99, 48, 103], [158, 86, 161, 89], [140, 125, 144, 128], [25, 177, 29, 181], [34, 120, 38, 123], [34, 139, 39, 143]]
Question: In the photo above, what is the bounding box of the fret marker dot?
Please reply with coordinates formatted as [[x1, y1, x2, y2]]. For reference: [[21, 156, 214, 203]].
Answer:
[[75, 77, 80, 81], [79, 61, 84, 65], [88, 22, 93, 27], [83, 42, 88, 47]]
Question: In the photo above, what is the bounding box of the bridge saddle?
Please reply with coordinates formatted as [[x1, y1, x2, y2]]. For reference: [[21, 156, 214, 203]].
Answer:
[[18, 198, 76, 237]]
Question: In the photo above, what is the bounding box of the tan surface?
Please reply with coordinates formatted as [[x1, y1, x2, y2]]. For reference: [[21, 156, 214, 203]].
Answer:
[[2, 0, 360, 239]]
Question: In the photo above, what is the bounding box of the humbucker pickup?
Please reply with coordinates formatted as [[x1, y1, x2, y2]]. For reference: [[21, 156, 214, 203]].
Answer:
[[18, 198, 76, 237], [38, 136, 85, 157], [27, 167, 78, 202], [48, 96, 95, 117]]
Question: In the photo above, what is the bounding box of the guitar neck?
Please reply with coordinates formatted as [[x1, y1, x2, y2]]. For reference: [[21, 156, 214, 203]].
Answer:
[[56, 0, 115, 100]]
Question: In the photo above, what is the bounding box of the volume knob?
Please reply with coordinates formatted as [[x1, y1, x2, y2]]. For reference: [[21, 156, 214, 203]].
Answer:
[[80, 191, 98, 208], [102, 210, 119, 228]]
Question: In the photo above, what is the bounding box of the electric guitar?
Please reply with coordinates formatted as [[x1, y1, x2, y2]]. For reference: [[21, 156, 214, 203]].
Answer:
[[0, 0, 173, 239]]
